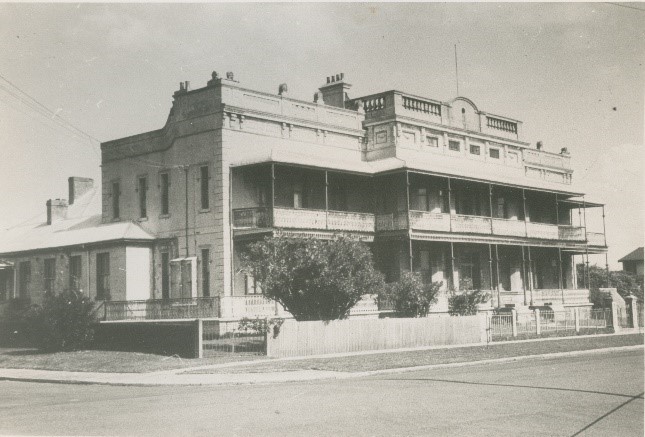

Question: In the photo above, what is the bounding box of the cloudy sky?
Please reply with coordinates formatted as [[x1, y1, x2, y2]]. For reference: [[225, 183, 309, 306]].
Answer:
[[0, 2, 642, 267]]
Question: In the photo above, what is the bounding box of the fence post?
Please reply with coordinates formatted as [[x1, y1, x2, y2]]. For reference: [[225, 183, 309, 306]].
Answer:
[[626, 295, 638, 329], [574, 307, 580, 333], [611, 303, 621, 333], [194, 319, 203, 359], [535, 308, 541, 336], [478, 313, 489, 344], [511, 309, 517, 338]]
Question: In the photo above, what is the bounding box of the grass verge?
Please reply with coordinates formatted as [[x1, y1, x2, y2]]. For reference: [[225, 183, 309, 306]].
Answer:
[[0, 348, 265, 373], [187, 333, 644, 374]]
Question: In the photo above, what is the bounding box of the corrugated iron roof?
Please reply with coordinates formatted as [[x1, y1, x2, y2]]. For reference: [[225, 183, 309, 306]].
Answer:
[[0, 214, 155, 255]]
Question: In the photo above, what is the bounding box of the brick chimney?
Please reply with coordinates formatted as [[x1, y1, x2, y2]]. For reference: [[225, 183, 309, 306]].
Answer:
[[68, 177, 94, 205], [47, 199, 68, 224], [318, 73, 352, 109]]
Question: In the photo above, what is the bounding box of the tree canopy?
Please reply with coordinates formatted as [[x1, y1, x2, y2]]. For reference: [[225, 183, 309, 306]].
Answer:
[[241, 235, 385, 321], [577, 264, 643, 304]]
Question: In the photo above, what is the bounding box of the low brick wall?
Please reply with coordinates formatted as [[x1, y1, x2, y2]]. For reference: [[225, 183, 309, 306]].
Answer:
[[94, 321, 199, 358]]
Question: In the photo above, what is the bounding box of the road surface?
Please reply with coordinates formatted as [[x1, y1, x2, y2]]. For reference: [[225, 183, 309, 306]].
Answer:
[[1, 349, 642, 436]]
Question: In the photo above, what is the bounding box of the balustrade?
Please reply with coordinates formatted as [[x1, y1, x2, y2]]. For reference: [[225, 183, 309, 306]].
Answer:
[[492, 218, 526, 237], [558, 226, 585, 241], [452, 215, 492, 234], [586, 232, 606, 246], [526, 222, 559, 240], [408, 211, 450, 232]]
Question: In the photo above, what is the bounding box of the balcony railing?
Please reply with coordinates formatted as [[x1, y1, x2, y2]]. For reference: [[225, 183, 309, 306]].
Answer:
[[492, 218, 526, 237], [523, 149, 572, 171], [408, 211, 451, 232], [532, 289, 590, 306], [498, 289, 590, 307], [586, 232, 606, 246], [526, 222, 559, 240], [452, 215, 492, 234], [232, 208, 605, 246], [232, 207, 375, 233], [558, 226, 586, 241], [104, 298, 220, 321], [375, 212, 409, 231]]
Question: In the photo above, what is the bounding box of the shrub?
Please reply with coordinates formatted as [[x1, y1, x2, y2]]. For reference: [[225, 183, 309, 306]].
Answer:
[[448, 288, 490, 316], [381, 272, 441, 317], [242, 234, 385, 321], [22, 290, 97, 351]]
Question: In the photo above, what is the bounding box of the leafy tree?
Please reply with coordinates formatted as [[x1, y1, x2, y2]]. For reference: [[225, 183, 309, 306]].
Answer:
[[448, 279, 490, 316], [22, 290, 97, 351], [576, 264, 643, 304], [241, 235, 385, 321], [380, 272, 441, 317]]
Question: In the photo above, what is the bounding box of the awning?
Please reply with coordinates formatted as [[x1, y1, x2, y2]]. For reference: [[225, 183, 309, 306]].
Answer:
[[170, 256, 197, 263], [0, 260, 14, 270], [558, 198, 604, 208]]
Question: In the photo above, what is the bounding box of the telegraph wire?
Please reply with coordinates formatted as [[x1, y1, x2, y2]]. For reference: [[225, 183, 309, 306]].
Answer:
[[603, 2, 645, 12], [0, 73, 101, 158]]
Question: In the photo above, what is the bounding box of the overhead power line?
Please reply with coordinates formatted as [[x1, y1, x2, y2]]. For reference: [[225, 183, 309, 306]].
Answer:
[[0, 73, 102, 157]]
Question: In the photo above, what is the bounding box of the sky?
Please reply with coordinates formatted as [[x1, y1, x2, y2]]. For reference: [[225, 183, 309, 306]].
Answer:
[[0, 2, 642, 268]]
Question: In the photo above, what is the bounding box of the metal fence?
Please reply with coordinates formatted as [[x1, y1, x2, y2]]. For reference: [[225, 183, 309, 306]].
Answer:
[[201, 319, 266, 356], [104, 298, 220, 321], [489, 308, 612, 341]]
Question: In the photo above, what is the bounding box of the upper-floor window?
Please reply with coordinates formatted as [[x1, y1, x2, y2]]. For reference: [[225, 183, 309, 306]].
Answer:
[[469, 144, 481, 155], [160, 172, 170, 215], [489, 148, 501, 159], [138, 176, 148, 218], [69, 255, 82, 292], [19, 261, 31, 298], [200, 165, 210, 210], [44, 258, 56, 295], [112, 181, 120, 219], [448, 140, 461, 152], [426, 136, 439, 148]]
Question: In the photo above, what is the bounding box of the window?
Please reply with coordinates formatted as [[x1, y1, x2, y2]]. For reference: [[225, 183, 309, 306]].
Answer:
[[160, 172, 170, 215], [44, 258, 56, 295], [416, 188, 429, 211], [138, 176, 148, 218], [426, 136, 439, 147], [200, 165, 210, 210], [69, 255, 82, 292], [161, 252, 170, 299], [112, 181, 120, 219], [201, 248, 210, 297], [448, 140, 461, 152], [96, 253, 110, 300], [469, 144, 481, 155], [19, 261, 31, 299], [245, 275, 261, 295], [489, 148, 501, 159]]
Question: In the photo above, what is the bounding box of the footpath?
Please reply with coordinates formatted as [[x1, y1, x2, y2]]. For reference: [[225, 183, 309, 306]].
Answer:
[[0, 334, 642, 387]]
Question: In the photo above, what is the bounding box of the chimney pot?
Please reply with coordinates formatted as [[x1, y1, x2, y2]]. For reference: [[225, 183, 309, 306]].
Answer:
[[185, 81, 190, 91], [336, 74, 340, 81], [179, 82, 185, 91], [327, 77, 331, 84]]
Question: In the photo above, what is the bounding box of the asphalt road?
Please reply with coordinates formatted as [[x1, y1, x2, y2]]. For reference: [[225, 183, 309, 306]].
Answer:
[[0, 349, 642, 437]]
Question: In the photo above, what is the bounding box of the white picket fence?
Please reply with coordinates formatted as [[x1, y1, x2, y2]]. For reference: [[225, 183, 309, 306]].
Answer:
[[265, 315, 487, 358]]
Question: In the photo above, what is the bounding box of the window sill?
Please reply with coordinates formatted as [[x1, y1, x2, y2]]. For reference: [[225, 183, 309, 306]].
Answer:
[[138, 217, 148, 222], [159, 214, 170, 219], [199, 209, 211, 214]]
